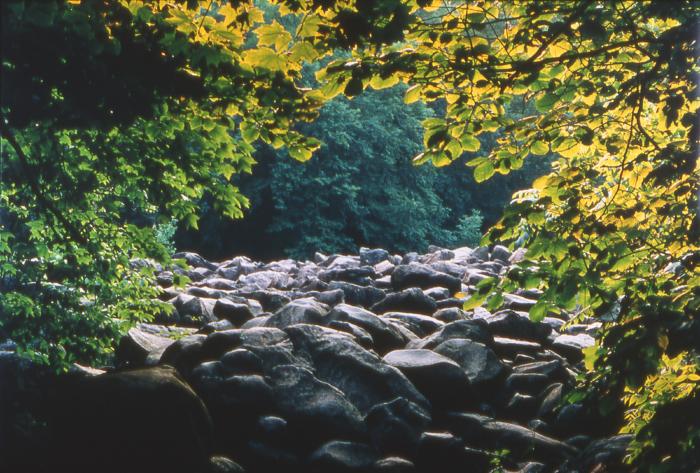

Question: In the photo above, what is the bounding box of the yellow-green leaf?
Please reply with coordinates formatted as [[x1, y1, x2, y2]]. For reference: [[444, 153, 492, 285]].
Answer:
[[289, 41, 319, 62], [461, 134, 481, 153], [242, 47, 287, 71], [474, 161, 495, 182], [288, 146, 313, 162], [404, 84, 422, 104], [530, 140, 549, 155], [255, 21, 292, 50], [535, 93, 558, 112]]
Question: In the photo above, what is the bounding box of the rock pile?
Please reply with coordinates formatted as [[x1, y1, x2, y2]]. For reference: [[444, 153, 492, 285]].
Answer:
[[4, 245, 630, 473]]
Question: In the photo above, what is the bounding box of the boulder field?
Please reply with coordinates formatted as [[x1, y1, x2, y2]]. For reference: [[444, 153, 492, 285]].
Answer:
[[1, 245, 631, 473]]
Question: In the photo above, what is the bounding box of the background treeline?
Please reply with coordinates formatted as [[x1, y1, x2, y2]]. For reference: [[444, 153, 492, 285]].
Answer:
[[177, 85, 551, 260]]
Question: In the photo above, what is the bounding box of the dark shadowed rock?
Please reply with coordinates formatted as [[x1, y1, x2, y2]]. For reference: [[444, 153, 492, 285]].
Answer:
[[415, 431, 484, 473], [372, 456, 416, 472], [361, 247, 391, 266], [319, 266, 376, 285], [156, 271, 174, 287], [174, 294, 218, 326], [514, 360, 568, 383], [429, 261, 467, 279], [284, 324, 429, 413], [243, 440, 299, 470], [159, 334, 207, 376], [443, 412, 578, 463], [485, 310, 552, 342], [267, 365, 365, 441], [189, 267, 214, 281], [371, 288, 437, 315], [370, 457, 416, 473], [538, 383, 564, 420], [173, 251, 218, 270], [51, 366, 213, 473], [187, 286, 231, 299], [315, 288, 345, 306], [213, 299, 255, 326], [308, 440, 378, 473], [471, 246, 490, 261], [433, 307, 467, 323], [391, 264, 461, 294], [328, 320, 375, 348], [240, 315, 270, 328], [328, 281, 386, 308], [506, 392, 540, 422], [220, 348, 264, 375], [505, 373, 552, 396], [236, 289, 291, 312], [254, 415, 288, 444], [200, 319, 235, 334], [366, 397, 431, 455], [491, 245, 512, 263], [207, 456, 245, 473], [558, 435, 632, 473]]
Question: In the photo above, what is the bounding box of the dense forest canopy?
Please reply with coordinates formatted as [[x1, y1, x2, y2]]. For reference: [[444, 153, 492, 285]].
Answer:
[[178, 84, 551, 260], [1, 1, 698, 471]]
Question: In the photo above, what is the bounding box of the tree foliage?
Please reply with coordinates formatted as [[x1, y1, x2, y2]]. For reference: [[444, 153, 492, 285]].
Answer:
[[178, 85, 548, 260], [1, 1, 698, 470]]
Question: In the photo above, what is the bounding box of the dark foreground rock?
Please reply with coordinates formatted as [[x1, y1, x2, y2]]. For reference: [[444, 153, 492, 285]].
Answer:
[[51, 366, 213, 473]]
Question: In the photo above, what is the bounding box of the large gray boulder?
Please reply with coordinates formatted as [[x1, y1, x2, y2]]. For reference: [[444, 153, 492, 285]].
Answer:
[[371, 288, 437, 315], [410, 320, 492, 350], [173, 294, 217, 326], [328, 281, 386, 308], [433, 339, 507, 391], [284, 324, 429, 413], [391, 264, 461, 294], [265, 298, 329, 329], [383, 349, 474, 409], [360, 247, 391, 266], [327, 304, 405, 354], [485, 310, 552, 342], [239, 270, 291, 290], [551, 334, 595, 362], [213, 299, 256, 326], [116, 325, 182, 368], [382, 312, 444, 338]]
